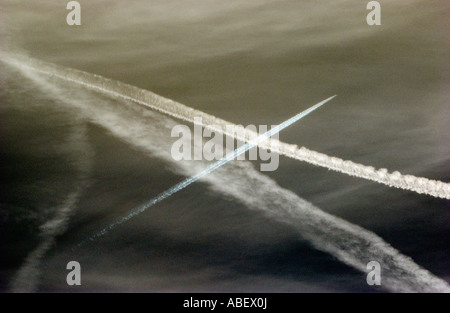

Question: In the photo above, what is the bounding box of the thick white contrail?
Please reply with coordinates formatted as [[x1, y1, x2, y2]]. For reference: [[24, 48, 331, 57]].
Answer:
[[1, 54, 448, 199], [7, 63, 449, 292], [83, 96, 336, 244]]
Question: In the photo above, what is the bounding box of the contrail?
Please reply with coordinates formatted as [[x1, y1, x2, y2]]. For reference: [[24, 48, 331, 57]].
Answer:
[[7, 64, 449, 292], [10, 125, 92, 293], [1, 54, 448, 199], [10, 192, 80, 293], [82, 96, 336, 244]]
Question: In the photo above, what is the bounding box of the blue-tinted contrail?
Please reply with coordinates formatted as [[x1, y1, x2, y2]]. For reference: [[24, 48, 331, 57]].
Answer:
[[82, 96, 336, 245]]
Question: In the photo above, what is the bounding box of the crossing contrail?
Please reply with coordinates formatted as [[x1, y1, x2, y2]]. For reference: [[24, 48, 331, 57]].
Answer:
[[1, 53, 448, 199], [82, 96, 336, 244], [10, 125, 93, 293], [7, 62, 449, 292]]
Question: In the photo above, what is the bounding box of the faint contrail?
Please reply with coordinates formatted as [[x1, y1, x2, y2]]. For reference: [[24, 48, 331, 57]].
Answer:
[[1, 53, 448, 199], [82, 96, 336, 245], [10, 192, 80, 293], [10, 125, 92, 292], [8, 63, 449, 292]]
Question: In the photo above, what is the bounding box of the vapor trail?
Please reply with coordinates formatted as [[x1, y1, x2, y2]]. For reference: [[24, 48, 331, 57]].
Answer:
[[83, 96, 335, 244], [10, 125, 92, 292], [7, 61, 449, 292], [1, 54, 448, 199]]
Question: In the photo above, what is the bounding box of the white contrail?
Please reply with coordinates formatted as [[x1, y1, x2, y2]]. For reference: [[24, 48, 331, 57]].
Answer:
[[7, 63, 449, 292], [83, 96, 335, 244], [10, 192, 80, 293], [1, 54, 448, 199], [214, 164, 450, 293], [10, 125, 92, 293]]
